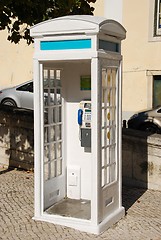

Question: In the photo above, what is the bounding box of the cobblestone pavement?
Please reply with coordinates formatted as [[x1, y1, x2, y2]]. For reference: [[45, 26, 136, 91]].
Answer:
[[0, 167, 161, 240]]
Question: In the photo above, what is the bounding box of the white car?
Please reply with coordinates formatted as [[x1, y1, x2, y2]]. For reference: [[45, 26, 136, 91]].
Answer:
[[0, 80, 33, 110], [0, 80, 61, 110], [128, 106, 161, 134]]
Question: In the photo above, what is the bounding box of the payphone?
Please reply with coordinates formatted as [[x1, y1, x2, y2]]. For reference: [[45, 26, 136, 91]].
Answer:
[[78, 100, 91, 148]]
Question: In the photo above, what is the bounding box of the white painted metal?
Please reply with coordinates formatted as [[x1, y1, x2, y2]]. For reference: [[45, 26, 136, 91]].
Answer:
[[67, 166, 81, 199], [91, 57, 101, 224], [30, 15, 125, 38], [63, 60, 92, 200], [100, 61, 121, 221], [33, 60, 42, 219], [118, 62, 123, 208], [30, 15, 126, 235]]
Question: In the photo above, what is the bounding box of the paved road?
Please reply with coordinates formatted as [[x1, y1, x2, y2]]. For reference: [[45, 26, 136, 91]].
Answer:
[[0, 167, 161, 240]]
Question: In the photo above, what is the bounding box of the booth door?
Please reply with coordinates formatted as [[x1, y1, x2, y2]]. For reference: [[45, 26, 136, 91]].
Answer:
[[101, 65, 120, 219], [43, 68, 65, 210]]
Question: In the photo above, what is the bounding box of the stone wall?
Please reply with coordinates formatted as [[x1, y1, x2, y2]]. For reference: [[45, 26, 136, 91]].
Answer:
[[0, 105, 34, 170], [122, 128, 161, 191], [1, 106, 161, 190]]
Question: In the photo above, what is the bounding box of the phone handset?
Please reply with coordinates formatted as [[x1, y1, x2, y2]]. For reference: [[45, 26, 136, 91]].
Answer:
[[78, 109, 83, 125]]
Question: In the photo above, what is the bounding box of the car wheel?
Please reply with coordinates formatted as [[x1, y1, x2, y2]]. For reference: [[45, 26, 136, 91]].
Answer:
[[140, 123, 161, 134], [1, 98, 17, 107]]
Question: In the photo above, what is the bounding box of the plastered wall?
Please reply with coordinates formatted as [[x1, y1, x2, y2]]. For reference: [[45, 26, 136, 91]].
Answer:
[[0, 30, 33, 89], [122, 0, 161, 119]]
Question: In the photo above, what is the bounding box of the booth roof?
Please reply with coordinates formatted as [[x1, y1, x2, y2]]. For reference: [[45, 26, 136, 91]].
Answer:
[[30, 15, 126, 40]]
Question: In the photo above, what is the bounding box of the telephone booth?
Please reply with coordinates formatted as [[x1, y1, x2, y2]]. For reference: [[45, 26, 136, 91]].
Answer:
[[30, 15, 126, 234]]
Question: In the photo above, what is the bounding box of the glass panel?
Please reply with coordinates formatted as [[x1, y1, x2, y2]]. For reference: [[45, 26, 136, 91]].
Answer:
[[106, 166, 110, 185], [110, 164, 115, 182], [111, 91, 115, 108], [49, 88, 55, 105], [102, 69, 107, 88], [109, 145, 113, 164], [44, 93, 49, 106], [106, 147, 110, 165], [50, 143, 56, 160], [44, 163, 49, 181], [43, 69, 48, 83], [44, 127, 48, 143], [48, 69, 52, 81], [102, 149, 105, 167], [52, 108, 56, 123], [44, 145, 49, 163], [102, 69, 107, 105], [113, 126, 116, 143], [43, 68, 62, 180], [153, 76, 161, 107], [99, 40, 119, 53], [51, 161, 56, 178], [50, 126, 55, 142], [102, 168, 105, 187], [106, 109, 110, 126], [57, 159, 62, 176], [159, 0, 161, 28], [45, 109, 49, 124], [106, 128, 110, 146], [107, 69, 111, 87], [56, 88, 61, 104], [47, 108, 52, 124], [102, 129, 105, 147], [102, 108, 105, 127], [102, 89, 107, 105], [110, 146, 115, 164], [112, 69, 116, 88], [57, 142, 62, 158], [104, 147, 107, 168], [110, 107, 116, 124], [56, 124, 61, 141], [57, 106, 62, 123]]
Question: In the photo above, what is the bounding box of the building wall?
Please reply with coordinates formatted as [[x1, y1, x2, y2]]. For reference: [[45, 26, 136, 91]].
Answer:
[[1, 0, 160, 123], [104, 0, 122, 23], [0, 3, 105, 90], [122, 0, 161, 120], [0, 30, 33, 89], [94, 0, 161, 121], [92, 0, 104, 16]]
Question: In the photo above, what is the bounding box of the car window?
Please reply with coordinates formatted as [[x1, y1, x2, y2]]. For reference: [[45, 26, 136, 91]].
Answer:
[[157, 108, 161, 113], [16, 82, 33, 92]]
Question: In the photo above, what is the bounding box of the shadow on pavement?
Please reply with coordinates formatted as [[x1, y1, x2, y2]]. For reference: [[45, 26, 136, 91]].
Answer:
[[122, 185, 146, 212], [0, 166, 14, 175]]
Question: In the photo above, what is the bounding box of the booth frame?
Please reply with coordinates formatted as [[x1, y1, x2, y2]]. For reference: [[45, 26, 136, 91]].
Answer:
[[30, 15, 126, 234]]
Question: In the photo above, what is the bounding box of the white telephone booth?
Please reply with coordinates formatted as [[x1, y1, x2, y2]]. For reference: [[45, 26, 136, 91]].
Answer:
[[30, 15, 126, 234]]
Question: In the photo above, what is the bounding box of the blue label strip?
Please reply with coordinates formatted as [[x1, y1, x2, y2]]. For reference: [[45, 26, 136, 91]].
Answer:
[[40, 39, 91, 51]]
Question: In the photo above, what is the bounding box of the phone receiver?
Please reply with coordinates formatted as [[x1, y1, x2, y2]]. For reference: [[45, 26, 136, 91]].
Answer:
[[78, 109, 83, 125]]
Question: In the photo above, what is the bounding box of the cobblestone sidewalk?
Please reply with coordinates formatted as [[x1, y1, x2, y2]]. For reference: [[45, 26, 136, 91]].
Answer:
[[0, 168, 161, 240]]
